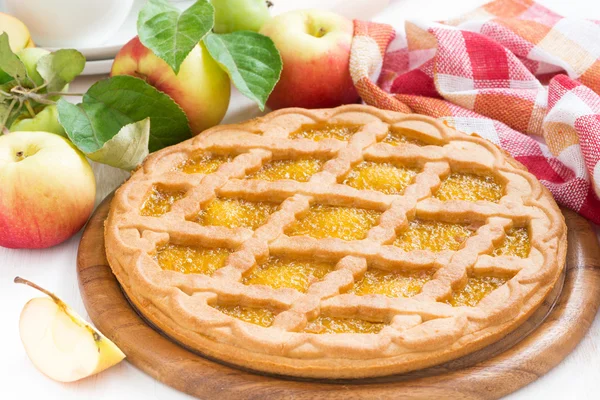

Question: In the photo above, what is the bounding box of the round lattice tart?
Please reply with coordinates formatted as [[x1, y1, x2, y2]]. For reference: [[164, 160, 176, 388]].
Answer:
[[105, 105, 567, 379]]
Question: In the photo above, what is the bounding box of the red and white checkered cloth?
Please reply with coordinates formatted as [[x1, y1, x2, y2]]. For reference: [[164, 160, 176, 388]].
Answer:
[[350, 0, 600, 224]]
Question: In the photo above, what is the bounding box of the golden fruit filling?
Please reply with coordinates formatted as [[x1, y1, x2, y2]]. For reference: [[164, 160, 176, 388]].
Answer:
[[303, 316, 385, 334], [155, 244, 231, 275], [179, 153, 233, 174], [286, 205, 381, 241], [213, 305, 275, 327], [247, 159, 324, 182], [140, 185, 186, 217], [243, 257, 335, 292], [342, 161, 418, 195], [382, 128, 428, 146], [493, 227, 530, 258], [447, 276, 509, 307], [350, 268, 434, 297], [193, 198, 279, 229], [289, 123, 361, 141], [394, 220, 473, 252], [435, 173, 503, 202]]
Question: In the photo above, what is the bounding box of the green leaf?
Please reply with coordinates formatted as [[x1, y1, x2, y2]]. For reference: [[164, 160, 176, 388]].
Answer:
[[0, 69, 12, 85], [36, 49, 86, 92], [57, 75, 191, 154], [203, 31, 281, 110], [138, 0, 214, 74], [0, 33, 31, 86], [87, 118, 150, 170]]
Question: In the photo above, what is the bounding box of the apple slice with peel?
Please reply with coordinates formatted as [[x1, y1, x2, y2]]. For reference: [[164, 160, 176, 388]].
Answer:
[[15, 277, 125, 382]]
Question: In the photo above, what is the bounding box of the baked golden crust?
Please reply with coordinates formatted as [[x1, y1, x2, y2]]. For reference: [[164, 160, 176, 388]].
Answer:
[[105, 105, 567, 379]]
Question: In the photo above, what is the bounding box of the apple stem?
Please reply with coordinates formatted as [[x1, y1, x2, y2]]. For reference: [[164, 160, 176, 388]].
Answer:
[[24, 100, 36, 118], [133, 70, 148, 82], [14, 277, 61, 303]]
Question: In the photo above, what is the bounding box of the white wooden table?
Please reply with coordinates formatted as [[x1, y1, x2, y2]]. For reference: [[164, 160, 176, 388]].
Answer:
[[2, 1, 599, 399]]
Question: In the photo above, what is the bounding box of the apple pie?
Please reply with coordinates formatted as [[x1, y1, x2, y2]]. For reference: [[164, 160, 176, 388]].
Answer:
[[105, 105, 566, 378]]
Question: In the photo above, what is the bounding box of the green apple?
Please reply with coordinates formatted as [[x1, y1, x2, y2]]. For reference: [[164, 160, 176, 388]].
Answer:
[[111, 37, 231, 135], [0, 131, 95, 248], [0, 12, 34, 52], [17, 47, 50, 87], [10, 105, 67, 137], [16, 277, 126, 383], [0, 14, 36, 84], [212, 0, 272, 33]]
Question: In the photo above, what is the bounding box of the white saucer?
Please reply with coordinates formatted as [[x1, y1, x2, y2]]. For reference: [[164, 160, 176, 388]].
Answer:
[[81, 59, 114, 76], [42, 0, 195, 61]]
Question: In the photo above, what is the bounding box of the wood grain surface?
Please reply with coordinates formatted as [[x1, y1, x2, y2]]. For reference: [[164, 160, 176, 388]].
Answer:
[[77, 195, 600, 400]]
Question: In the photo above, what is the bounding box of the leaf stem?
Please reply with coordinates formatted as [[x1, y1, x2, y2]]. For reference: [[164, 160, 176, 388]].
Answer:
[[31, 82, 49, 93]]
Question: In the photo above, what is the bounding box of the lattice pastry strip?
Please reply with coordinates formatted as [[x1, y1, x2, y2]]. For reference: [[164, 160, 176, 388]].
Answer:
[[105, 105, 566, 379]]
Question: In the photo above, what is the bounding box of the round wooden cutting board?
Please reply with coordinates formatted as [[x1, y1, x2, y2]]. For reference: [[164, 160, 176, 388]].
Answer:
[[77, 194, 600, 400]]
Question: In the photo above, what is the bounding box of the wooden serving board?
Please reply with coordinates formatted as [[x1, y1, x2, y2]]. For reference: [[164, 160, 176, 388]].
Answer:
[[77, 195, 600, 400]]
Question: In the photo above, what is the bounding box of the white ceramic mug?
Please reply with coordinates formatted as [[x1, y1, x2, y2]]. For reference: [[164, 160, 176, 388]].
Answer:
[[4, 0, 134, 48]]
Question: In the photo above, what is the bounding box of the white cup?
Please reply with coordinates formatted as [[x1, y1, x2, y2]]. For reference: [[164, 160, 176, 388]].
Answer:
[[4, 0, 134, 48]]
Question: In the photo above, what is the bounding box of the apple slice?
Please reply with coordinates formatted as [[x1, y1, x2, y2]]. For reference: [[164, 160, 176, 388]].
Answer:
[[15, 277, 125, 382]]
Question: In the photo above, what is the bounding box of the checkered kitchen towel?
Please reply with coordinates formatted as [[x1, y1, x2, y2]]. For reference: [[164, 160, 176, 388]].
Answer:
[[350, 0, 600, 224]]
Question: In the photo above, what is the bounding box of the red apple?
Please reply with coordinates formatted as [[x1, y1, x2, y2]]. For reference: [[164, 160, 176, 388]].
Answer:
[[260, 9, 359, 110], [0, 131, 96, 249], [111, 37, 231, 135]]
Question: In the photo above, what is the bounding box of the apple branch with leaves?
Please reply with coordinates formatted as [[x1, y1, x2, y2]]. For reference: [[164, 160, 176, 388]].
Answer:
[[0, 33, 85, 135], [56, 0, 282, 170], [0, 0, 281, 170]]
